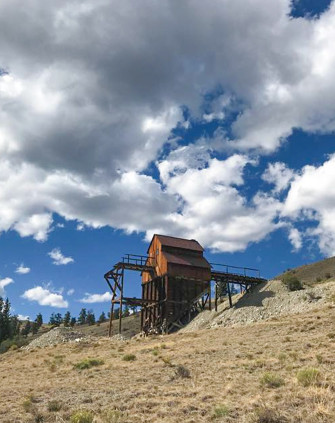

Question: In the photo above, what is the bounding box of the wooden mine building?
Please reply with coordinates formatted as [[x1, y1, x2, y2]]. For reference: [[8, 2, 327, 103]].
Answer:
[[104, 234, 266, 335]]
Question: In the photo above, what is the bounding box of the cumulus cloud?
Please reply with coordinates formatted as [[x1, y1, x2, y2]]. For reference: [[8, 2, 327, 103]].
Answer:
[[15, 264, 31, 274], [282, 154, 335, 255], [67, 288, 75, 296], [79, 292, 112, 303], [0, 277, 14, 296], [262, 162, 295, 193], [22, 286, 68, 308], [288, 227, 303, 251], [17, 314, 30, 321], [48, 248, 74, 265], [0, 0, 335, 254]]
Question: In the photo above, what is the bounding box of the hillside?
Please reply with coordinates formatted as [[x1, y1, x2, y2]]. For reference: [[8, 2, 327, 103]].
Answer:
[[277, 256, 335, 285], [0, 300, 335, 422], [1, 259, 335, 422]]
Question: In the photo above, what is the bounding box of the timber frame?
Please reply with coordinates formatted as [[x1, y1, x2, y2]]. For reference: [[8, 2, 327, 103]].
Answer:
[[104, 254, 266, 336]]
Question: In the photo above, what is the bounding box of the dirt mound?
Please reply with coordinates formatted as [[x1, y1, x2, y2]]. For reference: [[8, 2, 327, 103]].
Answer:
[[24, 327, 86, 350], [182, 279, 335, 332]]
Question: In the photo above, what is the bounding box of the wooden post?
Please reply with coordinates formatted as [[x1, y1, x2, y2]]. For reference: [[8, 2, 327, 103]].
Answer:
[[118, 268, 124, 334], [140, 283, 144, 331], [215, 282, 218, 312], [208, 282, 212, 310], [227, 281, 233, 308], [108, 301, 114, 337]]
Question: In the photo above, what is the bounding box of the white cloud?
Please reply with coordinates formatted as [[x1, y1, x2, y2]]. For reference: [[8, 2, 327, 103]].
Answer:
[[22, 286, 68, 308], [0, 277, 14, 296], [79, 292, 112, 303], [67, 288, 75, 296], [48, 248, 74, 266], [15, 263, 31, 274], [0, 0, 334, 254], [17, 314, 30, 321], [262, 162, 295, 193], [282, 154, 335, 255], [155, 150, 282, 252], [288, 227, 303, 252]]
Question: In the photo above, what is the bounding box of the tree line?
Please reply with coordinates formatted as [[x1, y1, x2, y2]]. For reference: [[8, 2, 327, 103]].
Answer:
[[48, 305, 136, 327], [0, 294, 138, 353]]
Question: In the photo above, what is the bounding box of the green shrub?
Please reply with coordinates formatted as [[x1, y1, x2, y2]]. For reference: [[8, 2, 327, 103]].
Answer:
[[297, 368, 320, 386], [212, 404, 229, 419], [252, 406, 287, 423], [282, 274, 303, 291], [175, 364, 191, 379], [101, 409, 124, 423], [74, 358, 104, 370], [47, 400, 62, 412], [70, 410, 94, 423], [122, 354, 136, 362], [0, 336, 29, 354], [325, 272, 332, 279], [22, 397, 33, 413], [260, 372, 284, 388]]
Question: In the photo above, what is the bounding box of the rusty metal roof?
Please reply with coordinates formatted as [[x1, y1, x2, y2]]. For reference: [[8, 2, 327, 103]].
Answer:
[[162, 251, 210, 269], [147, 234, 204, 253]]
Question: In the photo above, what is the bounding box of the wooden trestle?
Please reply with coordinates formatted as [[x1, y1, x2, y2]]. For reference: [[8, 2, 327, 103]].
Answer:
[[104, 255, 266, 336]]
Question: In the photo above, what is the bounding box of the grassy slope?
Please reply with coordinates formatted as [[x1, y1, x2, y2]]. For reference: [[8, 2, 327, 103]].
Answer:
[[276, 256, 335, 285], [1, 302, 335, 422]]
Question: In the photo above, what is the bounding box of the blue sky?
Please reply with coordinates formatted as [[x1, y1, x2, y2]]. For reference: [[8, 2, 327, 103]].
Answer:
[[1, 0, 335, 321]]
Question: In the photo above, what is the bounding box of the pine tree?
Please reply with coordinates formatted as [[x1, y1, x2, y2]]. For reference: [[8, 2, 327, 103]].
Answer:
[[123, 306, 130, 317], [31, 321, 39, 335], [21, 320, 31, 337], [98, 312, 106, 323], [49, 313, 56, 325], [113, 308, 120, 319], [49, 313, 62, 326], [86, 310, 96, 326], [70, 317, 76, 327], [78, 308, 87, 325], [63, 311, 71, 327], [54, 313, 62, 326], [2, 298, 11, 341], [35, 313, 43, 329], [0, 296, 4, 343], [9, 315, 20, 338]]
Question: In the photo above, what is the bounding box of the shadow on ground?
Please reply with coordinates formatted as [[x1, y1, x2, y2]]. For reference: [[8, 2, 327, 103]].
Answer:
[[234, 282, 275, 308]]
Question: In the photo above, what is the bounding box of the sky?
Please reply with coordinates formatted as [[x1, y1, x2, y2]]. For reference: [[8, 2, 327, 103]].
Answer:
[[1, 0, 335, 321]]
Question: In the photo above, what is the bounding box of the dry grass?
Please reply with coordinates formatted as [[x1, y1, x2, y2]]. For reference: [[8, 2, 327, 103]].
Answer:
[[1, 305, 335, 422], [276, 256, 335, 285]]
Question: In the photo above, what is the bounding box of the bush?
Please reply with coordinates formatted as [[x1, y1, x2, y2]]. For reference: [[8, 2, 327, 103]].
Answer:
[[47, 400, 62, 412], [122, 354, 136, 362], [281, 274, 303, 291], [0, 336, 29, 354], [101, 409, 124, 423], [260, 372, 284, 388], [297, 368, 320, 386], [325, 272, 332, 279], [212, 404, 229, 419], [74, 358, 104, 370], [252, 406, 287, 423], [175, 364, 191, 379], [70, 410, 94, 423]]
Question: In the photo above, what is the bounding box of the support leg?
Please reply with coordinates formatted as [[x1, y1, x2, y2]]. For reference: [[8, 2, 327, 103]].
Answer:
[[227, 282, 233, 308]]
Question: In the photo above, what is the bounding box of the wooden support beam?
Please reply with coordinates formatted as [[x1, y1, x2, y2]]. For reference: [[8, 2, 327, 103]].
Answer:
[[227, 281, 233, 308]]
